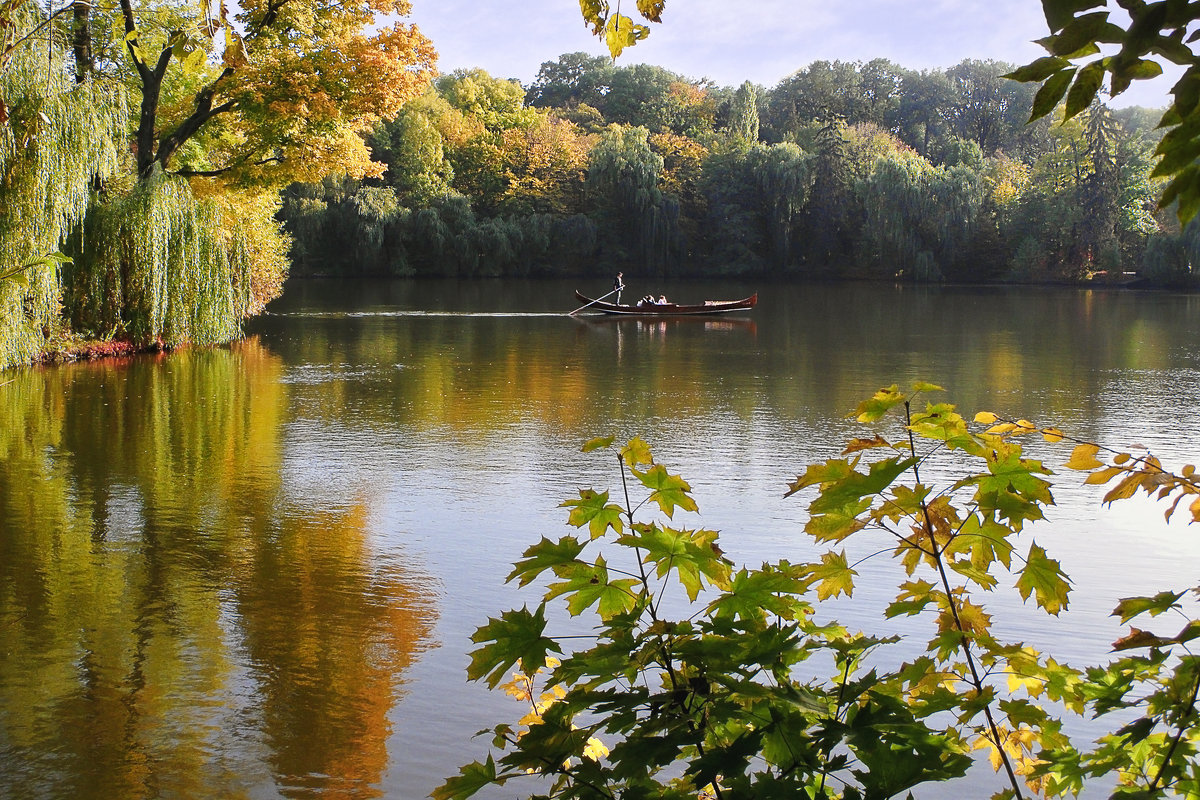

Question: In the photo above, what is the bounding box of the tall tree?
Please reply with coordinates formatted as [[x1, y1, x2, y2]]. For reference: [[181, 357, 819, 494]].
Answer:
[[525, 52, 613, 109], [727, 81, 760, 142]]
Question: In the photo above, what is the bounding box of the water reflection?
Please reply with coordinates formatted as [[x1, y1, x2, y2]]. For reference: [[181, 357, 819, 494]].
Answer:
[[6, 280, 1200, 799], [0, 340, 436, 799]]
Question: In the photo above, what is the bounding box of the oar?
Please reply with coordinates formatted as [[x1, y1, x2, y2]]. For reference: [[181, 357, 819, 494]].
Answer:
[[568, 286, 622, 316]]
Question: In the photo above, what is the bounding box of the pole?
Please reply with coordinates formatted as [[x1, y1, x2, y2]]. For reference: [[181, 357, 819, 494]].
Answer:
[[568, 286, 622, 316]]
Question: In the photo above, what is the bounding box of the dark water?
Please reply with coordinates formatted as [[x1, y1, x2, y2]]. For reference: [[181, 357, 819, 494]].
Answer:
[[3, 278, 1200, 798]]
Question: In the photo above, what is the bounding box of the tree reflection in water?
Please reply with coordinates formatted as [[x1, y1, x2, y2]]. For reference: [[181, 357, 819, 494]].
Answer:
[[0, 338, 436, 799]]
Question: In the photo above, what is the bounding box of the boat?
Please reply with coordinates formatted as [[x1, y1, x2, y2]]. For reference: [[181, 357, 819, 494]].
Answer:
[[573, 291, 757, 316]]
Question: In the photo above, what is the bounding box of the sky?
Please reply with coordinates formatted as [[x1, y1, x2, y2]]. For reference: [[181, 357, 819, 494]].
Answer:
[[403, 0, 1176, 109]]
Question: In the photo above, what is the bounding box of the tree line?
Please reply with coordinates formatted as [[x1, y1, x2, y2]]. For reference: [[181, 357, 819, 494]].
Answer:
[[281, 53, 1199, 287]]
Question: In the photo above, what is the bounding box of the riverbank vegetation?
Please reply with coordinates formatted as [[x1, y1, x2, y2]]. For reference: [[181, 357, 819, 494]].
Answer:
[[281, 54, 1200, 290], [440, 384, 1200, 799]]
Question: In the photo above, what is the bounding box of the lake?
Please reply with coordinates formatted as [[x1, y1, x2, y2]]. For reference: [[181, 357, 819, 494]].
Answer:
[[3, 278, 1200, 799]]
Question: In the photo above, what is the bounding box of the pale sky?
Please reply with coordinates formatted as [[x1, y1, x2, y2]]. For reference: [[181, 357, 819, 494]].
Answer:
[[404, 0, 1175, 109]]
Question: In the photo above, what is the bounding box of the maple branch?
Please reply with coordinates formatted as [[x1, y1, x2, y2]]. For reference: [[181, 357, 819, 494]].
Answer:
[[172, 153, 282, 178], [249, 0, 290, 36], [1147, 662, 1200, 793], [906, 400, 1026, 800], [151, 63, 235, 169]]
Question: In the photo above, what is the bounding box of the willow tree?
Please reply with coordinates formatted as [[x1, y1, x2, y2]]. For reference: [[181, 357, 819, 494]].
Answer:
[[587, 124, 678, 276], [0, 2, 127, 367]]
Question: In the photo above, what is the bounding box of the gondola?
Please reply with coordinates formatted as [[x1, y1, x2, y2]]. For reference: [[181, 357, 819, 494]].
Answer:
[[573, 291, 757, 316]]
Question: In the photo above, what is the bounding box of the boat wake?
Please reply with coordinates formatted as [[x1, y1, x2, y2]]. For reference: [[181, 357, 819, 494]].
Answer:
[[266, 311, 569, 318]]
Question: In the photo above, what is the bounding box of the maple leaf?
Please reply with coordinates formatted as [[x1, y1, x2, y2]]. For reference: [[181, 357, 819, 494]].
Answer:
[[937, 598, 992, 637], [620, 436, 653, 469], [560, 488, 624, 539], [785, 457, 856, 498], [885, 580, 939, 618], [467, 604, 561, 688], [432, 755, 497, 800], [809, 550, 857, 600], [637, 463, 698, 518], [546, 556, 640, 618], [581, 435, 614, 452], [706, 565, 811, 621], [1112, 628, 1171, 651], [843, 434, 891, 454], [618, 525, 731, 599], [852, 384, 905, 423], [805, 499, 871, 543], [506, 535, 586, 587], [1112, 591, 1185, 624], [1015, 543, 1070, 615], [809, 457, 916, 516]]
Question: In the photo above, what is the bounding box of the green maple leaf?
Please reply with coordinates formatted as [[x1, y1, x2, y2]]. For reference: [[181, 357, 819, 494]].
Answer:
[[1113, 591, 1185, 624], [506, 536, 586, 587], [809, 457, 916, 515], [432, 756, 498, 800], [618, 524, 731, 600], [786, 457, 856, 498], [547, 555, 641, 618], [581, 435, 614, 452], [467, 604, 560, 688], [805, 498, 871, 543], [1016, 543, 1071, 615], [885, 580, 939, 618], [955, 514, 1015, 572], [909, 403, 984, 454], [974, 450, 1053, 506], [636, 463, 698, 518], [561, 489, 624, 539], [706, 565, 811, 621]]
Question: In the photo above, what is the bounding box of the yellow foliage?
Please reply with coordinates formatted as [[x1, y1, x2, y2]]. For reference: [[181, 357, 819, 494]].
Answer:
[[986, 155, 1031, 208], [209, 189, 290, 315]]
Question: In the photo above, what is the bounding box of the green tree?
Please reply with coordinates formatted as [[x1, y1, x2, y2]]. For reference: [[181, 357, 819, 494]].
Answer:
[[804, 115, 855, 269], [587, 125, 677, 275], [370, 107, 455, 205], [525, 52, 613, 109], [944, 59, 1036, 156], [726, 81, 760, 143]]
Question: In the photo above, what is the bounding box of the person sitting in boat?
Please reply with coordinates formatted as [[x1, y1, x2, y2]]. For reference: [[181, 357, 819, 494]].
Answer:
[[638, 294, 656, 307], [657, 294, 669, 304]]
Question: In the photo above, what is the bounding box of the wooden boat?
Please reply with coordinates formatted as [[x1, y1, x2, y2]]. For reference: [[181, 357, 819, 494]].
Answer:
[[573, 291, 757, 316]]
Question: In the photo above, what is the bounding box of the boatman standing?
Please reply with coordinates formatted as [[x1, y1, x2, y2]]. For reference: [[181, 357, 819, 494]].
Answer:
[[613, 272, 625, 305]]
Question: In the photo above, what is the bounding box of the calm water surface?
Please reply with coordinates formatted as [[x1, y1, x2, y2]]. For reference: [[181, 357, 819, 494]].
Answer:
[[3, 279, 1200, 798]]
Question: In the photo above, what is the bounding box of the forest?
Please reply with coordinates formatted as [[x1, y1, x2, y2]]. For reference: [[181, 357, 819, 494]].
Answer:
[[281, 53, 1200, 289]]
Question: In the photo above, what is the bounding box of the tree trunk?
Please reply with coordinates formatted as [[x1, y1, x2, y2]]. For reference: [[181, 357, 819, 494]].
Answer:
[[71, 0, 93, 82]]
